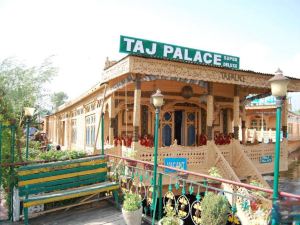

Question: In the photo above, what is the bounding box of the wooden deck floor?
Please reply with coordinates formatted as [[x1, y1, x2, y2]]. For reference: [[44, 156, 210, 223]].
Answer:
[[3, 201, 130, 225]]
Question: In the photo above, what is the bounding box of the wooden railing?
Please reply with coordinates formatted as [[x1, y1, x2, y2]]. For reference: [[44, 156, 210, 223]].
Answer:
[[241, 140, 288, 173]]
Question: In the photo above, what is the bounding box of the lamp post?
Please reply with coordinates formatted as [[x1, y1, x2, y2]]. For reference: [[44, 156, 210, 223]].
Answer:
[[269, 69, 289, 225], [151, 89, 164, 225], [24, 107, 35, 160]]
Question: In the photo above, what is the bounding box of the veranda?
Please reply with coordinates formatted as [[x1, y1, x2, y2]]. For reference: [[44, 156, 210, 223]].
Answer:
[[45, 55, 300, 188]]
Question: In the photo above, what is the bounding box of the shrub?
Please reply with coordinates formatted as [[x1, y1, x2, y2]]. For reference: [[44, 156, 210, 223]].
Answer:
[[122, 192, 141, 212], [201, 192, 230, 225]]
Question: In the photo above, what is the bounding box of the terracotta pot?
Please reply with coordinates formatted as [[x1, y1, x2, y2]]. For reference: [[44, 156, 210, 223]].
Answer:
[[122, 206, 143, 225]]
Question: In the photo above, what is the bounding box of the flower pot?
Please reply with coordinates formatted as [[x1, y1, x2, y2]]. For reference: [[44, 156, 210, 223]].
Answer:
[[122, 206, 143, 225], [158, 217, 184, 225]]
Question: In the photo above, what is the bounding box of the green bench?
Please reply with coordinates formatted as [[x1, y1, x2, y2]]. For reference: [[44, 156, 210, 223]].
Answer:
[[17, 155, 119, 225]]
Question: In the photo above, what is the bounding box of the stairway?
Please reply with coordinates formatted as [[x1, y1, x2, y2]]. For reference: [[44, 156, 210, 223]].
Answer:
[[231, 140, 270, 188], [208, 141, 271, 225]]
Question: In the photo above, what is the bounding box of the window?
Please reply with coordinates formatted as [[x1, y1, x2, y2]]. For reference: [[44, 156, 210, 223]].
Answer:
[[71, 119, 77, 144], [85, 114, 95, 146], [250, 118, 266, 130]]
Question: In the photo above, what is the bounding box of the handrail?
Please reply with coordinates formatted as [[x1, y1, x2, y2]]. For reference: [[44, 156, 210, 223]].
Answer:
[[5, 153, 300, 200], [106, 153, 300, 200]]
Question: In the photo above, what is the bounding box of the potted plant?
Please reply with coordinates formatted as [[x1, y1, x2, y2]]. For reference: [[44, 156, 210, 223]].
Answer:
[[158, 203, 183, 225], [122, 192, 143, 225], [201, 192, 230, 225], [208, 167, 222, 191]]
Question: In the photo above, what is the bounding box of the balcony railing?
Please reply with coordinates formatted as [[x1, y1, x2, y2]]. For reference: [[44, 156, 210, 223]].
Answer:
[[107, 153, 300, 225]]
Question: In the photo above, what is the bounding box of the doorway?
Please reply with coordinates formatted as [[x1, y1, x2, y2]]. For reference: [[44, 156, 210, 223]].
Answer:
[[174, 110, 183, 145]]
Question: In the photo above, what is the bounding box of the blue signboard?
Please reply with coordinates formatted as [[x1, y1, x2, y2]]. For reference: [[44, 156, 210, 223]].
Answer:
[[260, 155, 272, 164], [164, 158, 187, 173]]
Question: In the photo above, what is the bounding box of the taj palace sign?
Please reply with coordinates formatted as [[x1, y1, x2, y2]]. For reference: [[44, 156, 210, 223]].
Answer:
[[120, 35, 240, 69]]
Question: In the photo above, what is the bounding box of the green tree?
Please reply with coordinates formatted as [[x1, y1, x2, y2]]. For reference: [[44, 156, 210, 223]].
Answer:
[[51, 91, 68, 111], [0, 57, 57, 161]]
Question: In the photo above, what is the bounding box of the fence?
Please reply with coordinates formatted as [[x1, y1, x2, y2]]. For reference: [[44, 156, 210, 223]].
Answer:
[[106, 153, 300, 225]]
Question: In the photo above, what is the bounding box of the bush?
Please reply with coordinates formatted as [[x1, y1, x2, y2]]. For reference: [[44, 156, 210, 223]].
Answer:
[[201, 192, 230, 225], [38, 150, 87, 161], [122, 192, 141, 212]]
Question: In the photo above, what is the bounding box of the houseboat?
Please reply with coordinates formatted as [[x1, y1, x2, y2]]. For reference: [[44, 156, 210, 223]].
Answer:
[[44, 36, 300, 187]]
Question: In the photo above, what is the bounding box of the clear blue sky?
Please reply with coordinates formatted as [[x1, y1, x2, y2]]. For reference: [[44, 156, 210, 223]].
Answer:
[[0, 0, 299, 109]]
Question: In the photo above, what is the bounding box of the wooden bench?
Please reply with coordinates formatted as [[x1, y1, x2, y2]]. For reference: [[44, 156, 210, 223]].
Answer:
[[17, 155, 119, 225]]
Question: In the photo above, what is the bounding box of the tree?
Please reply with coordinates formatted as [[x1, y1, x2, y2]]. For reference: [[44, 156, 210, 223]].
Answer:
[[0, 57, 57, 161], [51, 91, 68, 111]]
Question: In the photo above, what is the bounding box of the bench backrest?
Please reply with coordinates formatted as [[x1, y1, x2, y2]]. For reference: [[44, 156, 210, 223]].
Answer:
[[18, 155, 108, 197]]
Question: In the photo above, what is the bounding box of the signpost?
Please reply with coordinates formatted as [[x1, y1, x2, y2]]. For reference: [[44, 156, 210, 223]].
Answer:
[[120, 35, 240, 69], [260, 155, 272, 164], [164, 157, 187, 173]]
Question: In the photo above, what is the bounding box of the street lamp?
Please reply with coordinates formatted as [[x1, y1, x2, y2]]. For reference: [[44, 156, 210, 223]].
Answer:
[[151, 89, 164, 225], [269, 68, 289, 225], [24, 107, 35, 160]]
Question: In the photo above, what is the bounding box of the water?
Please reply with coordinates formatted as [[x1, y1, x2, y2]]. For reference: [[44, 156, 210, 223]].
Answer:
[[279, 149, 300, 195], [265, 149, 300, 223]]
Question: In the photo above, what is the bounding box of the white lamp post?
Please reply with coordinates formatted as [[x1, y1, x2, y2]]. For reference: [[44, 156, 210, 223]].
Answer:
[[268, 68, 289, 225], [150, 89, 164, 225], [24, 107, 35, 160]]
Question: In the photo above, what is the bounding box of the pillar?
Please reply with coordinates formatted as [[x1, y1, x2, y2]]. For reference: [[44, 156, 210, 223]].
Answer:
[[132, 76, 141, 144], [220, 109, 224, 134], [227, 109, 232, 134], [108, 96, 115, 145], [282, 98, 288, 138], [241, 105, 246, 144], [206, 83, 214, 141], [233, 85, 240, 140]]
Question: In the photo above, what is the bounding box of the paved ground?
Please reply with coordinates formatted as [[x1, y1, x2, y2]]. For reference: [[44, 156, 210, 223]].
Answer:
[[1, 201, 128, 225]]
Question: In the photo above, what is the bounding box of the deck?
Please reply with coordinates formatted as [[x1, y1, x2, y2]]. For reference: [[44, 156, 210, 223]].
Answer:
[[2, 201, 132, 225]]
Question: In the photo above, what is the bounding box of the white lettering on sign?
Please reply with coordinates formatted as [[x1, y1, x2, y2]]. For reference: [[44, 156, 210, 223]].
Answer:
[[203, 53, 213, 63], [124, 37, 135, 51], [213, 54, 222, 66], [163, 45, 174, 57], [165, 161, 185, 169], [145, 43, 157, 55], [173, 47, 183, 60], [120, 35, 240, 69], [193, 51, 203, 63], [184, 49, 192, 61], [133, 40, 144, 53]]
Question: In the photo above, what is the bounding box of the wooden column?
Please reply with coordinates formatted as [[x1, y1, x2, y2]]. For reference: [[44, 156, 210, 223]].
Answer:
[[233, 86, 240, 140], [282, 98, 288, 138], [108, 96, 115, 145], [132, 76, 141, 143], [227, 109, 232, 134], [206, 83, 214, 141], [220, 109, 224, 134], [241, 105, 246, 144]]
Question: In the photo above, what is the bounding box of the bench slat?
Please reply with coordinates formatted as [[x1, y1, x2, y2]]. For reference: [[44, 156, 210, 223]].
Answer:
[[18, 155, 106, 171], [19, 175, 108, 196], [19, 163, 106, 181], [19, 173, 107, 195], [19, 167, 107, 187], [18, 158, 106, 176], [23, 182, 119, 207]]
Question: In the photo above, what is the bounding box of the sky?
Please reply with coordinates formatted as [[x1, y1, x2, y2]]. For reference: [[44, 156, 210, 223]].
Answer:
[[0, 0, 300, 109]]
